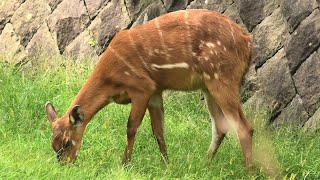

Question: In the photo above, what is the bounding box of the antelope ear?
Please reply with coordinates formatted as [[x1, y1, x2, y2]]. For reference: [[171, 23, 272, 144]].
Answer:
[[69, 105, 84, 126], [45, 102, 58, 124]]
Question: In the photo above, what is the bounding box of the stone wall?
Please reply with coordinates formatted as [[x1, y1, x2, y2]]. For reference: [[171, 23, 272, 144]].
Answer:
[[0, 0, 319, 130]]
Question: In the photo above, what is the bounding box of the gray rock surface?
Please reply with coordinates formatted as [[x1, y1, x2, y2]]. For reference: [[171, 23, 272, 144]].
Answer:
[[304, 107, 320, 132], [48, 0, 90, 53], [0, 23, 26, 63], [0, 0, 25, 34], [280, 0, 318, 33], [10, 0, 51, 47], [84, 0, 109, 19], [238, 0, 280, 31], [26, 22, 60, 57], [285, 9, 320, 74], [223, 3, 244, 28], [273, 95, 309, 127], [88, 0, 131, 55], [255, 48, 296, 118], [187, 0, 233, 13], [293, 51, 320, 116], [165, 0, 190, 12], [47, 0, 63, 11], [252, 8, 289, 68], [131, 1, 166, 28]]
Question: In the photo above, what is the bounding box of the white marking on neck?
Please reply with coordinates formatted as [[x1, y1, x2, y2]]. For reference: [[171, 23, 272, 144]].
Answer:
[[128, 31, 145, 62], [108, 46, 134, 71], [151, 62, 189, 69], [217, 40, 221, 46]]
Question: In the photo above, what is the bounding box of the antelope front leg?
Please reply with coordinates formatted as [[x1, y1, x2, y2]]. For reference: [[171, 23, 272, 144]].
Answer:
[[148, 93, 168, 163], [122, 95, 150, 166]]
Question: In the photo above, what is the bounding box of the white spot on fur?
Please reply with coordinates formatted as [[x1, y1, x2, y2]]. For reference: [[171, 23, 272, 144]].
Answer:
[[214, 73, 219, 80], [109, 46, 134, 71], [210, 63, 214, 67], [124, 71, 130, 75], [223, 46, 227, 51], [151, 62, 189, 69], [294, 31, 298, 35], [203, 72, 211, 79], [192, 52, 197, 57], [309, 43, 313, 46], [154, 49, 160, 53], [71, 140, 76, 146], [204, 56, 209, 61], [217, 41, 221, 46], [184, 11, 193, 56], [206, 42, 215, 48]]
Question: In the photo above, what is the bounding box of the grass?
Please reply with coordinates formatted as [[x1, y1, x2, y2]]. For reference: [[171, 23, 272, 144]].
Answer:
[[0, 57, 320, 179]]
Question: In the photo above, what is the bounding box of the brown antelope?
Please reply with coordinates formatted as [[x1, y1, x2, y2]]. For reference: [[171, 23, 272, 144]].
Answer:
[[46, 9, 253, 168]]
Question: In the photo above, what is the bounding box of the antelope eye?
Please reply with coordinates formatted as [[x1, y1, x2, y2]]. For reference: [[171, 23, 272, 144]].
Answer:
[[62, 140, 72, 149]]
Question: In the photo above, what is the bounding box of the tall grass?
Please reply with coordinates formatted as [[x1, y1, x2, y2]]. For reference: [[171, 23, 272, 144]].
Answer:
[[0, 56, 319, 179]]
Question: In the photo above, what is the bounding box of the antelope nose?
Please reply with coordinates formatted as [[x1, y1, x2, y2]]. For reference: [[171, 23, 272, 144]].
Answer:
[[57, 154, 61, 161]]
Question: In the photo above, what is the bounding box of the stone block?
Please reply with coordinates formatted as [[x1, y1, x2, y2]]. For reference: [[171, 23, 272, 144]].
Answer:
[[10, 0, 51, 47], [293, 51, 320, 116], [285, 9, 320, 74], [252, 8, 289, 68]]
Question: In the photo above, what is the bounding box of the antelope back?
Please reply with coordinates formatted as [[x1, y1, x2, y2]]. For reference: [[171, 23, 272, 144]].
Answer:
[[102, 9, 252, 91]]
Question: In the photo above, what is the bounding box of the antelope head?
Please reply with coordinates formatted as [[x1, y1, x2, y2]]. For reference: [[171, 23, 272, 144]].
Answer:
[[45, 102, 85, 164]]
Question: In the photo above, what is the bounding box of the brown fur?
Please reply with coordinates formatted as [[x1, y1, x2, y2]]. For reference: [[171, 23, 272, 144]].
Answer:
[[46, 9, 253, 168]]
